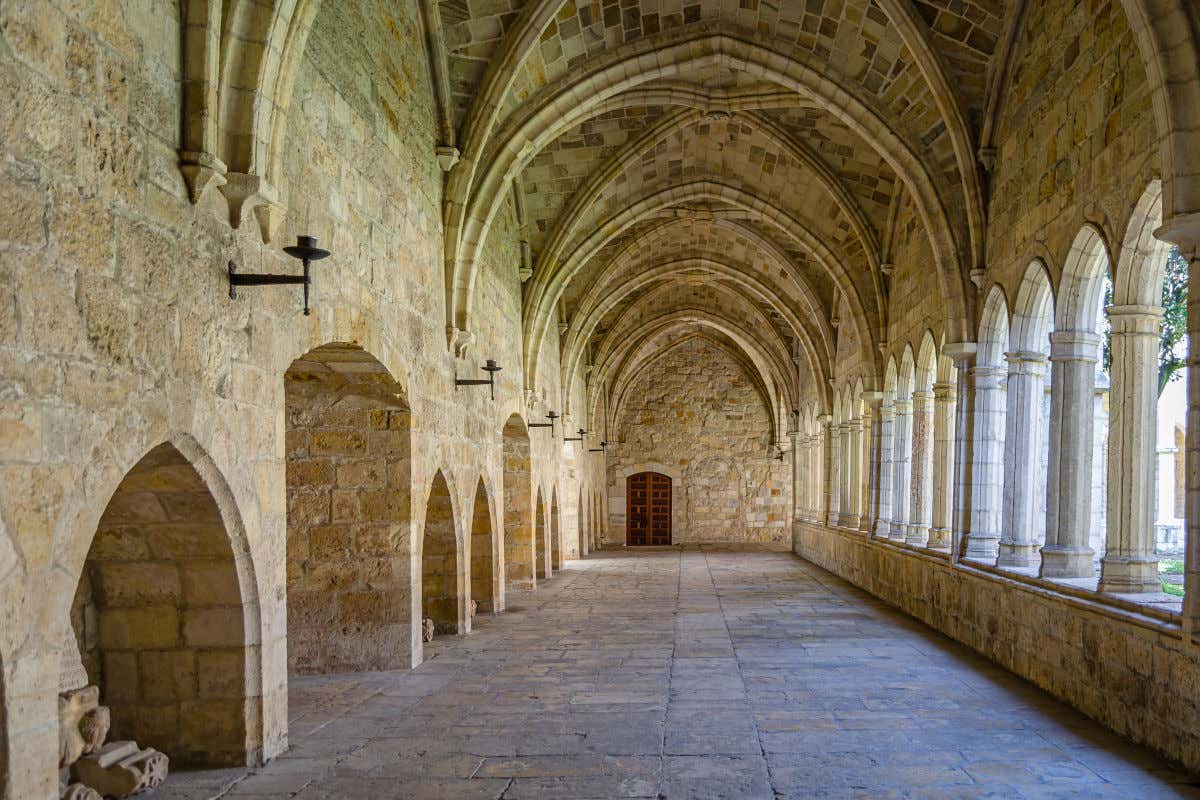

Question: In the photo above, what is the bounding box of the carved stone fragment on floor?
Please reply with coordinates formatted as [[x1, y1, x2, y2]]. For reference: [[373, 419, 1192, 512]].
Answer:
[[60, 782, 103, 800], [59, 686, 103, 768], [71, 741, 169, 797], [422, 617, 435, 642]]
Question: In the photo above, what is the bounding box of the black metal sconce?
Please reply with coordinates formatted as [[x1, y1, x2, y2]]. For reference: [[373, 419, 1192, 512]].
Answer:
[[588, 440, 608, 453], [775, 447, 787, 462], [228, 235, 330, 315], [528, 410, 559, 435], [564, 428, 587, 442], [455, 359, 503, 399]]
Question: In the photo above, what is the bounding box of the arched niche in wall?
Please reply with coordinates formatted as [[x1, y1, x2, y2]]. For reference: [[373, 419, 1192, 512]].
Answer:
[[283, 343, 412, 674], [69, 442, 257, 767], [502, 416, 536, 589], [470, 476, 498, 613], [421, 470, 463, 636]]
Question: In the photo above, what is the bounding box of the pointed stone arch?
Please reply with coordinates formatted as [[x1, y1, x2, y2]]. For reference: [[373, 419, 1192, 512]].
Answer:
[[550, 488, 562, 571], [284, 343, 412, 674], [67, 441, 260, 767], [534, 487, 548, 581], [470, 476, 498, 614], [502, 416, 536, 589], [421, 470, 464, 637]]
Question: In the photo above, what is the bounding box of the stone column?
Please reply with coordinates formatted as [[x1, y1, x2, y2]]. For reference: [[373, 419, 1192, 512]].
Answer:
[[818, 415, 834, 524], [998, 351, 1049, 568], [789, 430, 800, 526], [1041, 330, 1102, 578], [828, 422, 843, 525], [944, 344, 978, 560], [929, 381, 957, 549], [906, 390, 935, 546], [1184, 241, 1200, 635], [874, 402, 895, 537], [847, 417, 864, 529], [1100, 305, 1165, 592], [863, 392, 884, 533], [961, 365, 1005, 561], [890, 399, 913, 541]]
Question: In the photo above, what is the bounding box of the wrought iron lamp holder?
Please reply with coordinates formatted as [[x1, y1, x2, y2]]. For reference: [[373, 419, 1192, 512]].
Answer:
[[528, 410, 559, 434], [228, 235, 330, 315], [564, 428, 587, 442], [588, 440, 608, 453], [455, 359, 503, 399]]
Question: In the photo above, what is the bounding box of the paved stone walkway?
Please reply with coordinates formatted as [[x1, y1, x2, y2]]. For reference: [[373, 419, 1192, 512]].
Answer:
[[151, 549, 1199, 799]]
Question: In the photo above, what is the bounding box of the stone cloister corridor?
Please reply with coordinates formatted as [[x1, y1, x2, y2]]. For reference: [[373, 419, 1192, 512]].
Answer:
[[5, 0, 1200, 797], [146, 550, 1196, 799]]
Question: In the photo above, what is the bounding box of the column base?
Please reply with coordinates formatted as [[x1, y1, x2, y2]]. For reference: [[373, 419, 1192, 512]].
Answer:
[[963, 533, 1000, 562], [996, 542, 1040, 569], [1098, 556, 1161, 594], [905, 525, 930, 547], [842, 514, 861, 529], [927, 527, 951, 549], [873, 518, 891, 537], [889, 522, 907, 542], [1039, 545, 1096, 578], [858, 517, 871, 534]]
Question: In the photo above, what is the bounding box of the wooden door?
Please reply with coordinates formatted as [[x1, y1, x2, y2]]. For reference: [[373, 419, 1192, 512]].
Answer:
[[626, 472, 671, 546]]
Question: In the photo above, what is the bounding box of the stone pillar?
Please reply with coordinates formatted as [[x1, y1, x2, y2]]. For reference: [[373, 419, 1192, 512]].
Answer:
[[929, 381, 957, 549], [890, 399, 913, 541], [961, 365, 1005, 561], [874, 402, 895, 537], [944, 344, 978, 560], [1184, 241, 1200, 635], [818, 415, 834, 524], [1041, 330, 1103, 578], [863, 392, 884, 533], [998, 351, 1049, 568], [847, 417, 864, 529], [1100, 305, 1164, 592], [906, 390, 935, 546], [828, 422, 842, 525], [789, 430, 800, 526]]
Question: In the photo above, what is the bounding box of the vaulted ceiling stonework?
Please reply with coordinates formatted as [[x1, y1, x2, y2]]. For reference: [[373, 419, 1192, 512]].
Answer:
[[3, 0, 1200, 797]]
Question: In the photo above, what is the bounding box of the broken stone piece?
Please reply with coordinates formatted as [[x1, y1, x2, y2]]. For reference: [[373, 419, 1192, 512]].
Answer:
[[59, 686, 101, 768], [422, 617, 435, 642], [469, 599, 478, 618], [71, 741, 168, 797], [79, 705, 111, 754], [61, 782, 102, 800]]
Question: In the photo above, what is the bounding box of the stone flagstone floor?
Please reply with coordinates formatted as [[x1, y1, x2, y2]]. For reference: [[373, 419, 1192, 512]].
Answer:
[[148, 548, 1200, 799]]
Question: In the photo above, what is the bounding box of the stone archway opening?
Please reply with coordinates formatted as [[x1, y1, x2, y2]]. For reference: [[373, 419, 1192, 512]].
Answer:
[[577, 488, 588, 557], [470, 477, 497, 613], [550, 489, 562, 570], [284, 343, 412, 674], [421, 471, 462, 636], [535, 489, 548, 580], [503, 416, 535, 589], [68, 442, 254, 768]]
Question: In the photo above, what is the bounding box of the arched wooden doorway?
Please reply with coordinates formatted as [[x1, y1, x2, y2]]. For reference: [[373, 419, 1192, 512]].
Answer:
[[626, 472, 672, 546]]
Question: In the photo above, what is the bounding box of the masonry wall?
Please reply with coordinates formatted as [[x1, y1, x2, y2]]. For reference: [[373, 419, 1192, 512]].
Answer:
[[606, 338, 791, 547], [794, 522, 1200, 772]]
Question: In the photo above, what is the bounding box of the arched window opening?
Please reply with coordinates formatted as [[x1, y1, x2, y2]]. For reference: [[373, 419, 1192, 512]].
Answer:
[[422, 471, 462, 637], [470, 478, 496, 613], [578, 488, 588, 557], [1152, 246, 1189, 599], [1043, 227, 1109, 579], [69, 443, 253, 767], [999, 263, 1054, 569], [875, 361, 898, 538], [550, 490, 562, 570], [535, 489, 548, 580], [967, 287, 1010, 562], [502, 417, 536, 589], [284, 343, 412, 674], [890, 348, 916, 542]]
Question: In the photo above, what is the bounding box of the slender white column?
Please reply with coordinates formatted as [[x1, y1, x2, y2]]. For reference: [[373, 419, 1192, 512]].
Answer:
[[929, 381, 957, 549], [838, 423, 853, 526], [874, 403, 895, 536], [862, 393, 884, 533], [847, 417, 864, 529], [828, 422, 843, 525], [965, 365, 1006, 561], [1100, 305, 1165, 592], [906, 391, 935, 546], [945, 344, 978, 559], [890, 400, 913, 541], [999, 351, 1049, 568], [1041, 330, 1102, 578]]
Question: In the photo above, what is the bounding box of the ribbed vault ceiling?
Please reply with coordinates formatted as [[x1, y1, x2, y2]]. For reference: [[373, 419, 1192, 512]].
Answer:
[[438, 0, 1007, 422]]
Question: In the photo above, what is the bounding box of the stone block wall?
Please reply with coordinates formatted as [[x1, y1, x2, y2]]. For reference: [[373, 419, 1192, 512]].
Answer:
[[607, 337, 791, 547], [795, 522, 1200, 772]]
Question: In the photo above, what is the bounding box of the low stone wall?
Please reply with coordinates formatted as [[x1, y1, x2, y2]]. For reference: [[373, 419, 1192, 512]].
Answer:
[[794, 522, 1200, 772]]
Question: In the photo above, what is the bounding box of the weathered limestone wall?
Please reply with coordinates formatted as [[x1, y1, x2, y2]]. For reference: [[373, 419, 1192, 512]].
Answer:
[[607, 338, 791, 547], [794, 522, 1200, 771], [0, 1, 580, 795]]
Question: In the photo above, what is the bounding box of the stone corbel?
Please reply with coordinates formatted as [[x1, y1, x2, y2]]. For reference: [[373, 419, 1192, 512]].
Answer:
[[519, 240, 533, 282], [969, 268, 987, 290], [178, 149, 227, 204], [1155, 211, 1200, 259], [978, 147, 997, 172], [446, 326, 475, 359], [524, 388, 538, 413], [436, 145, 460, 172], [879, 262, 894, 277], [220, 173, 284, 243]]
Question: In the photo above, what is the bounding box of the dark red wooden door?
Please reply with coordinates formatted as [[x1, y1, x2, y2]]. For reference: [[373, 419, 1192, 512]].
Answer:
[[626, 472, 671, 546]]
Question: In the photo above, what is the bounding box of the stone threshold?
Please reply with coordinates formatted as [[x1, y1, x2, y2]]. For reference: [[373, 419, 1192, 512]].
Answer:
[[806, 523, 1187, 637]]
